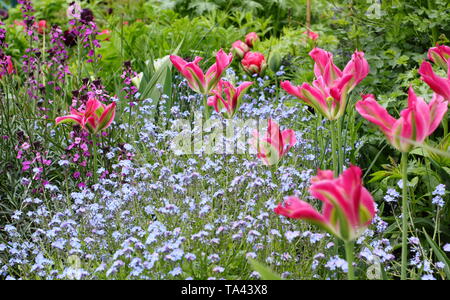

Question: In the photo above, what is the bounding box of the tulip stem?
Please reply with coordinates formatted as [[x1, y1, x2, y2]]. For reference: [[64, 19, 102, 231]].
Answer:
[[92, 134, 98, 183], [401, 151, 409, 280], [330, 120, 339, 176], [337, 118, 344, 174], [345, 240, 355, 280], [203, 94, 211, 120]]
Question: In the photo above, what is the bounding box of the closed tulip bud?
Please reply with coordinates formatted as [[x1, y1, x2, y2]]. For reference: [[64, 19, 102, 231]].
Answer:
[[231, 40, 249, 59], [245, 32, 259, 48], [241, 52, 267, 76]]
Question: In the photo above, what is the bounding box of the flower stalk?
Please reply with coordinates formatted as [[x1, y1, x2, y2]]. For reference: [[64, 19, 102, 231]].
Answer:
[[401, 151, 409, 280]]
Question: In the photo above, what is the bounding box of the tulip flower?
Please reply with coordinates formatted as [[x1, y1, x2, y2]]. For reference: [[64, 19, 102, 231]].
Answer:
[[98, 29, 111, 41], [418, 61, 450, 101], [170, 49, 233, 95], [241, 52, 267, 76], [281, 75, 353, 121], [207, 80, 253, 118], [37, 20, 47, 34], [282, 48, 369, 120], [428, 44, 450, 70], [250, 119, 296, 166], [275, 165, 376, 241], [357, 88, 448, 280], [56, 98, 116, 134], [304, 30, 319, 41], [356, 88, 448, 153], [245, 32, 259, 48], [231, 40, 249, 59]]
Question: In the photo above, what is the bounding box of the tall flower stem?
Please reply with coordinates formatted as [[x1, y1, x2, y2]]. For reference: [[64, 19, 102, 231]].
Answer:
[[337, 117, 344, 174], [345, 240, 355, 280], [203, 94, 211, 120], [401, 151, 409, 280], [92, 134, 98, 183], [330, 120, 339, 176]]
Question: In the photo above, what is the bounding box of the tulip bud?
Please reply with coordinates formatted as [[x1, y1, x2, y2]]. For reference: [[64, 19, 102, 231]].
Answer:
[[428, 45, 450, 70], [245, 32, 259, 48], [241, 52, 267, 76], [231, 40, 249, 59]]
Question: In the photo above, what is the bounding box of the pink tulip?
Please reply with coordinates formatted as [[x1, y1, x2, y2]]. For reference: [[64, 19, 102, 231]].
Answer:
[[245, 32, 259, 48], [281, 75, 353, 120], [282, 48, 369, 120], [428, 44, 450, 70], [170, 49, 233, 95], [250, 119, 296, 166], [309, 48, 343, 87], [37, 20, 47, 34], [231, 40, 250, 59], [304, 30, 319, 41], [241, 52, 267, 76], [56, 98, 116, 134], [275, 165, 376, 241], [98, 29, 111, 41], [418, 61, 450, 101], [356, 88, 448, 153], [343, 50, 370, 91], [207, 80, 253, 118]]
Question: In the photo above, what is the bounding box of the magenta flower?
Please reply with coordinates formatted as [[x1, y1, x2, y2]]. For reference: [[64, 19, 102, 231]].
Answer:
[[275, 166, 376, 241], [304, 30, 319, 41], [170, 49, 233, 95], [281, 48, 369, 120], [428, 44, 450, 70], [241, 52, 267, 76], [356, 88, 448, 153], [207, 80, 253, 118], [245, 32, 259, 48], [231, 40, 250, 59], [56, 98, 116, 134], [250, 119, 297, 166], [418, 60, 450, 101]]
